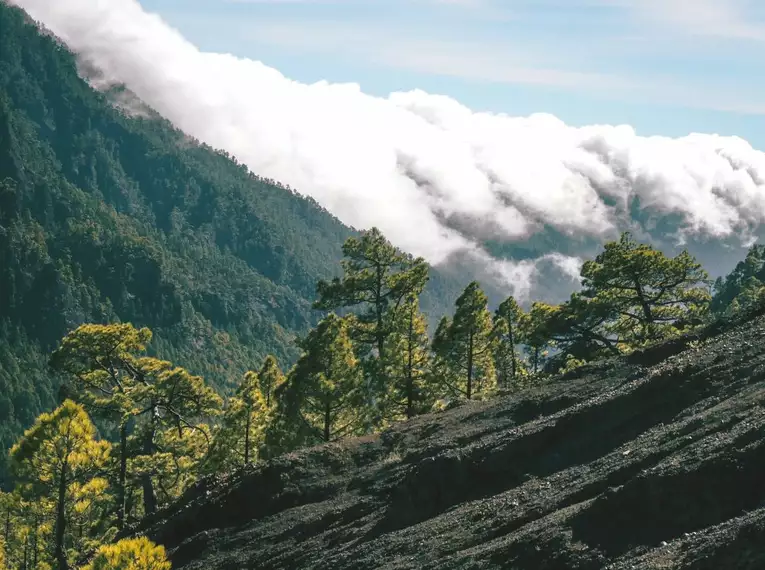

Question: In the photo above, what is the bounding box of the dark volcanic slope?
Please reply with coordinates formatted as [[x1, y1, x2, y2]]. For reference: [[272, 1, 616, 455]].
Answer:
[[141, 314, 765, 570]]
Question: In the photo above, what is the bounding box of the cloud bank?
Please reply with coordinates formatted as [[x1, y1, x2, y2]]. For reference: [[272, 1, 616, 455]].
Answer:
[[11, 0, 765, 300]]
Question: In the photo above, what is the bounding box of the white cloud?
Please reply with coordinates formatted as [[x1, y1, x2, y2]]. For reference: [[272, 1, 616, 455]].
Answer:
[[11, 0, 765, 301]]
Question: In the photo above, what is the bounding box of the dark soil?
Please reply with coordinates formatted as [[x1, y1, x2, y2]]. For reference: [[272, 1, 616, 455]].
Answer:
[[135, 313, 765, 569]]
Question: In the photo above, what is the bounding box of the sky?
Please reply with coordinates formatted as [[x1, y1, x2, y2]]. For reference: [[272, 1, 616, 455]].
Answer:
[[140, 0, 765, 148], [12, 0, 765, 300]]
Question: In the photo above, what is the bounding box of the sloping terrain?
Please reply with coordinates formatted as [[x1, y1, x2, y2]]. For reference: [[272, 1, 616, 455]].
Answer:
[[137, 312, 765, 569]]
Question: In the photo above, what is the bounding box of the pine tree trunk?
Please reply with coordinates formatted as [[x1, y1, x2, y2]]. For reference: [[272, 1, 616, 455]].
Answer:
[[32, 515, 39, 570], [324, 400, 331, 442], [117, 422, 128, 529], [244, 410, 252, 466], [466, 331, 474, 400], [508, 322, 516, 384], [54, 462, 68, 570], [406, 309, 415, 419], [141, 405, 158, 516]]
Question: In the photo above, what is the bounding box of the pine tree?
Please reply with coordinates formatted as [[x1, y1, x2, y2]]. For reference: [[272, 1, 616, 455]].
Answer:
[[205, 370, 271, 472], [257, 355, 285, 408], [712, 244, 765, 314], [0, 491, 47, 570], [50, 324, 151, 529], [438, 282, 496, 400], [431, 316, 460, 404], [52, 324, 222, 519], [10, 401, 111, 570], [81, 537, 170, 570], [381, 294, 433, 419], [580, 232, 711, 346], [540, 294, 624, 364], [518, 302, 559, 375], [129, 362, 221, 515], [492, 296, 525, 389], [280, 314, 364, 444], [314, 228, 428, 382]]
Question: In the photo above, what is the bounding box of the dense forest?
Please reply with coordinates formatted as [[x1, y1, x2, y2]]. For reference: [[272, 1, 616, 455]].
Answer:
[[0, 1, 466, 488]]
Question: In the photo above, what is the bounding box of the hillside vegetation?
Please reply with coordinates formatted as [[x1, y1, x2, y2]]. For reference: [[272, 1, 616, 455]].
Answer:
[[5, 2, 765, 568], [0, 1, 466, 486]]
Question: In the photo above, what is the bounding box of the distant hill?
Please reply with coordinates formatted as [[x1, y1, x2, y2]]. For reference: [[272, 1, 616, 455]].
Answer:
[[0, 2, 462, 484]]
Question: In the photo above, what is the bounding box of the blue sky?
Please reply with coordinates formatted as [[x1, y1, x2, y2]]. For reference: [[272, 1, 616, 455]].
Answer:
[[141, 0, 765, 148]]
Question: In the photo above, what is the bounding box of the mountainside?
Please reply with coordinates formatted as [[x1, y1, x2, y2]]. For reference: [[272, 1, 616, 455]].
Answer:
[[0, 2, 461, 484], [134, 310, 765, 569]]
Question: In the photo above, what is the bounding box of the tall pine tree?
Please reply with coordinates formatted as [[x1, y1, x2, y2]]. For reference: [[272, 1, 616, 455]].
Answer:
[[279, 314, 364, 444], [205, 370, 271, 472], [314, 228, 428, 383], [492, 296, 524, 389], [10, 401, 110, 570], [381, 294, 434, 420], [436, 282, 496, 400]]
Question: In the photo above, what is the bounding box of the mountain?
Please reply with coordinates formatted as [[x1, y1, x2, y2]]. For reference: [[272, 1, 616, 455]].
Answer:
[[133, 309, 765, 569], [0, 2, 461, 484]]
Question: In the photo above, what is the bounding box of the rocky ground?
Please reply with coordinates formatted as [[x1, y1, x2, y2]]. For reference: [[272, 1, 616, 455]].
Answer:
[[136, 312, 765, 569]]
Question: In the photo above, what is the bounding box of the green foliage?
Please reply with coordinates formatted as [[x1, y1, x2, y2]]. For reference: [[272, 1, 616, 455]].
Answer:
[[204, 367, 273, 472], [275, 314, 364, 446], [257, 356, 285, 409], [10, 400, 111, 569], [537, 294, 620, 363], [580, 232, 710, 346], [492, 296, 526, 389], [434, 282, 496, 399], [380, 295, 434, 420], [80, 537, 170, 570], [51, 323, 222, 521], [711, 244, 765, 316], [0, 490, 51, 570], [314, 227, 429, 366]]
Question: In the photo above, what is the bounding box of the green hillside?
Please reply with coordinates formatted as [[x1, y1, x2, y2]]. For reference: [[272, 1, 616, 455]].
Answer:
[[0, 2, 460, 485]]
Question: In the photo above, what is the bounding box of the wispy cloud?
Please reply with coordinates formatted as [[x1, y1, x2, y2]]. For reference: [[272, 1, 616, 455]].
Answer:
[[599, 0, 765, 41], [210, 13, 765, 115]]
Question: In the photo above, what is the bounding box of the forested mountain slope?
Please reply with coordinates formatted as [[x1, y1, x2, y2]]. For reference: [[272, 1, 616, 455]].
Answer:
[[0, 1, 459, 484], [137, 309, 765, 570]]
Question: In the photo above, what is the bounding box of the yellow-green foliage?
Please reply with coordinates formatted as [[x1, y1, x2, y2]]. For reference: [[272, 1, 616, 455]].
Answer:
[[10, 400, 111, 488], [10, 400, 111, 567], [257, 356, 286, 408], [279, 314, 364, 445], [81, 537, 171, 570], [580, 232, 710, 346], [434, 282, 496, 400], [204, 366, 273, 471], [380, 295, 434, 420]]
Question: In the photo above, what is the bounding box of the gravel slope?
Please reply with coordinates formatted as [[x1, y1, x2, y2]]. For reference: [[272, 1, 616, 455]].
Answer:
[[136, 312, 765, 569]]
